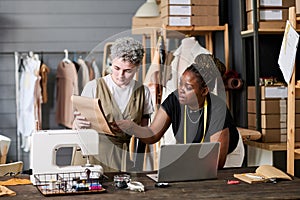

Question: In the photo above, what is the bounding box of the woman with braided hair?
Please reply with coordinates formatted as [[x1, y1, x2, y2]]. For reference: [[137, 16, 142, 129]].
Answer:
[[116, 54, 240, 169]]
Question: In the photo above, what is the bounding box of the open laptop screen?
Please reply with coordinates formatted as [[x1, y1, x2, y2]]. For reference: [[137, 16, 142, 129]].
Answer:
[[147, 142, 220, 182]]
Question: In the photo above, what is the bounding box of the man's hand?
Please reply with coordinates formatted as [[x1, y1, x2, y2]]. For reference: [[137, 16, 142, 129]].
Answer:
[[72, 111, 91, 130]]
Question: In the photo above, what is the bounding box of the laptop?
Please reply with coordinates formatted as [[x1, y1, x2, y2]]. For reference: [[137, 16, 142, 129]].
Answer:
[[147, 142, 220, 183]]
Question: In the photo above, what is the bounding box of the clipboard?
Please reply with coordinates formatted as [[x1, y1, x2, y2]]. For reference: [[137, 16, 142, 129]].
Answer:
[[71, 95, 115, 136]]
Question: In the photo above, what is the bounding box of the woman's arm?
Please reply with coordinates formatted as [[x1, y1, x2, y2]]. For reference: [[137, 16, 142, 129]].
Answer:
[[116, 107, 171, 144], [210, 127, 229, 169]]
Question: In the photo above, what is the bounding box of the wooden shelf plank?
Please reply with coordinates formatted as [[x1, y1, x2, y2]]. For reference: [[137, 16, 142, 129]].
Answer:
[[244, 140, 300, 151], [165, 25, 226, 32], [242, 29, 300, 36], [295, 148, 300, 155]]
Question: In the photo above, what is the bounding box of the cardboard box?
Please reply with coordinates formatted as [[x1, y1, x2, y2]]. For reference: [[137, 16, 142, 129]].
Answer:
[[246, 0, 295, 11], [297, 0, 300, 14], [162, 15, 219, 26], [296, 128, 300, 142], [248, 86, 288, 99], [161, 0, 218, 7], [161, 5, 219, 16], [132, 17, 162, 34], [248, 127, 300, 142], [261, 128, 287, 142], [248, 113, 300, 129], [247, 99, 287, 114], [247, 21, 287, 29], [132, 16, 162, 27], [248, 113, 286, 129], [247, 8, 289, 23], [248, 99, 300, 114]]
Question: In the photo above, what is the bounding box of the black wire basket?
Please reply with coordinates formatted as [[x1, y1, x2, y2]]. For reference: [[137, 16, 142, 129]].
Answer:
[[34, 170, 106, 196]]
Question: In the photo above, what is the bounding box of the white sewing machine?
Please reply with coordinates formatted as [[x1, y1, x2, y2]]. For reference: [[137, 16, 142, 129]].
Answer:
[[30, 129, 103, 185]]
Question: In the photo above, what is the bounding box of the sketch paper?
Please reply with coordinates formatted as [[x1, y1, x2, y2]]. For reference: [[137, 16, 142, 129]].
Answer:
[[278, 20, 299, 84]]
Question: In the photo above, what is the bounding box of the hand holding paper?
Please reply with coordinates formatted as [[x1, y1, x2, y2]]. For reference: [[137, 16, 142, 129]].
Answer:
[[71, 95, 115, 136]]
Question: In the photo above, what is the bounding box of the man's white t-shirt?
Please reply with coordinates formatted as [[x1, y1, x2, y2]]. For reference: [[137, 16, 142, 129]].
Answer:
[[81, 75, 154, 115]]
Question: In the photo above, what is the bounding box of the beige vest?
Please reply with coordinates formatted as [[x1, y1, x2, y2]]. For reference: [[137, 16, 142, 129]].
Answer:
[[96, 78, 145, 142]]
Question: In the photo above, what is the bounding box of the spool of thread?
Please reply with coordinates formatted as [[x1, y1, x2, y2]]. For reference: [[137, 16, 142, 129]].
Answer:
[[227, 78, 243, 90], [48, 180, 56, 190]]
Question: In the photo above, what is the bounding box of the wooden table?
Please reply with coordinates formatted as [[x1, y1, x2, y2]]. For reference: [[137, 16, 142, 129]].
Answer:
[[1, 167, 300, 199]]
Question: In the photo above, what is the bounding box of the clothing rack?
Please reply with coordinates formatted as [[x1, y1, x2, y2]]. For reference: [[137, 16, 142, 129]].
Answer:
[[13, 50, 100, 161]]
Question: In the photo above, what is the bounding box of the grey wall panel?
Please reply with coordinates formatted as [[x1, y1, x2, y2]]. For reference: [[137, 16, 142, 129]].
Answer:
[[0, 0, 143, 52], [0, 28, 130, 42], [0, 30, 133, 52], [0, 71, 15, 85], [0, 0, 144, 14], [0, 54, 15, 70], [0, 86, 15, 99], [0, 14, 133, 28], [0, 114, 17, 128], [0, 100, 16, 113]]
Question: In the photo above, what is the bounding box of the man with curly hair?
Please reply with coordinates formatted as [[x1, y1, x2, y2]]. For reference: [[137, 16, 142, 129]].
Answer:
[[73, 37, 154, 172]]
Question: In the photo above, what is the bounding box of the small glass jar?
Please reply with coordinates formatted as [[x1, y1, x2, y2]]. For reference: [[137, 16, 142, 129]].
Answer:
[[114, 174, 130, 189]]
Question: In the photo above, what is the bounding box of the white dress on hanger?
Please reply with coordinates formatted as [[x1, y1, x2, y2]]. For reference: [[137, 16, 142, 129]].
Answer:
[[18, 55, 41, 152]]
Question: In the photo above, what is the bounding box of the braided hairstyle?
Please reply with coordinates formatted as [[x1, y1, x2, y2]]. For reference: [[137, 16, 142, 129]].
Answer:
[[184, 54, 222, 91]]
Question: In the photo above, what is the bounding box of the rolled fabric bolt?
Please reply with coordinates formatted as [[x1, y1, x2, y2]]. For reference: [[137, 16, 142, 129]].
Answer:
[[227, 78, 243, 89]]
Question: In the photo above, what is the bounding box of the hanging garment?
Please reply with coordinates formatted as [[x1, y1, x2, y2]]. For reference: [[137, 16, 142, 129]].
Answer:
[[92, 59, 101, 79], [18, 55, 41, 137], [85, 60, 95, 81], [77, 58, 90, 94], [18, 54, 42, 152], [144, 36, 166, 107], [39, 63, 50, 103], [56, 61, 78, 128]]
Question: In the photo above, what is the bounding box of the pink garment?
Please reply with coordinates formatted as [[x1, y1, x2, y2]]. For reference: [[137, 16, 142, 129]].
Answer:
[[56, 61, 78, 128]]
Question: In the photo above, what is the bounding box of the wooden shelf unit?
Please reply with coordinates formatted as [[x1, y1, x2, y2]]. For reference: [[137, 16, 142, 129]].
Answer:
[[287, 7, 300, 176], [163, 24, 229, 68], [241, 29, 300, 36], [132, 24, 230, 81]]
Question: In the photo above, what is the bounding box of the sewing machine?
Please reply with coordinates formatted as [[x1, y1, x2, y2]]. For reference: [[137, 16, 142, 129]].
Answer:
[[30, 129, 103, 185]]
